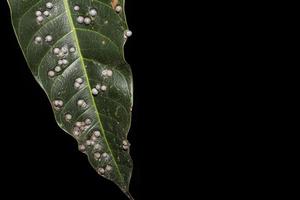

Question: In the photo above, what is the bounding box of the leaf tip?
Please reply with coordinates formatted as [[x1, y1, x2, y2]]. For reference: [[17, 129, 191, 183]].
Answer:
[[125, 191, 134, 200]]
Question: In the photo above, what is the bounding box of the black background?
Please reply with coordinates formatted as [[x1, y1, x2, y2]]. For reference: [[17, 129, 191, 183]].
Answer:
[[0, 1, 192, 199], [0, 1, 279, 199]]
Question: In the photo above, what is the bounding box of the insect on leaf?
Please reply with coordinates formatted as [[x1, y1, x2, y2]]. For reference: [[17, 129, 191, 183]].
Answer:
[[7, 0, 134, 199]]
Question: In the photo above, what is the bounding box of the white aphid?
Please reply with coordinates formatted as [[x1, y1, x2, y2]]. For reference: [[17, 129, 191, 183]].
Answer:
[[36, 16, 44, 22], [92, 88, 99, 95], [48, 70, 55, 77], [62, 59, 68, 65], [96, 84, 101, 90], [65, 114, 72, 121], [74, 5, 80, 11], [35, 11, 42, 17], [94, 144, 101, 150], [58, 60, 63, 65], [79, 144, 85, 151], [54, 66, 61, 72], [94, 131, 100, 137], [102, 152, 109, 158], [84, 17, 91, 25], [115, 5, 122, 13], [75, 121, 82, 127], [89, 9, 97, 16], [43, 10, 50, 17], [74, 82, 81, 89], [107, 70, 113, 76], [105, 165, 112, 171], [94, 152, 101, 159], [125, 30, 132, 37], [123, 140, 128, 146], [61, 46, 68, 54], [77, 99, 87, 108], [77, 16, 84, 24], [85, 118, 92, 125], [98, 168, 105, 174], [69, 47, 76, 53], [100, 85, 107, 91], [45, 35, 53, 42], [73, 128, 80, 136], [102, 70, 108, 76], [46, 2, 53, 9], [56, 53, 63, 59], [34, 36, 42, 43], [76, 78, 83, 84], [53, 48, 60, 54]]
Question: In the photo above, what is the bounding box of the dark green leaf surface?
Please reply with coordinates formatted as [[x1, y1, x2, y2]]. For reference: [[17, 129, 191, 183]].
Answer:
[[7, 0, 133, 198]]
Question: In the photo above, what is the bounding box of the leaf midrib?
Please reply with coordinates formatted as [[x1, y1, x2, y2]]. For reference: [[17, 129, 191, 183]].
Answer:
[[63, 0, 125, 186]]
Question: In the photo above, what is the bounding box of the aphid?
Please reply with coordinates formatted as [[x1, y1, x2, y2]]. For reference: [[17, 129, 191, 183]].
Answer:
[[94, 131, 101, 137], [69, 47, 76, 53], [105, 165, 112, 171], [100, 85, 107, 91], [35, 11, 42, 17], [102, 70, 108, 76], [91, 135, 97, 141], [94, 143, 101, 150], [89, 9, 97, 17], [123, 140, 129, 146], [123, 145, 129, 151], [92, 88, 99, 96], [61, 46, 68, 54], [102, 152, 109, 159], [124, 30, 132, 38], [58, 51, 64, 58], [62, 59, 68, 65], [65, 113, 72, 121], [74, 5, 80, 11], [34, 36, 42, 44], [54, 66, 62, 72], [53, 48, 60, 54], [76, 78, 83, 84], [85, 118, 92, 125], [45, 35, 53, 42], [43, 10, 50, 17], [77, 16, 84, 24], [98, 168, 105, 174], [48, 70, 55, 77], [46, 2, 53, 9], [96, 84, 101, 90], [115, 5, 122, 13], [75, 121, 82, 127], [36, 16, 44, 22], [122, 140, 129, 151], [74, 82, 81, 89], [107, 70, 113, 77], [84, 17, 91, 25], [58, 60, 63, 65], [86, 140, 92, 146], [77, 99, 87, 108], [53, 100, 63, 109], [73, 127, 80, 136], [79, 144, 85, 151], [94, 152, 101, 159]]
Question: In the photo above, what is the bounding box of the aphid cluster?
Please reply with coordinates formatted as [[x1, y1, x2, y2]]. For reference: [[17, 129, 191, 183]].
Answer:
[[48, 45, 76, 78], [32, 2, 134, 175], [35, 2, 53, 24], [74, 5, 97, 25]]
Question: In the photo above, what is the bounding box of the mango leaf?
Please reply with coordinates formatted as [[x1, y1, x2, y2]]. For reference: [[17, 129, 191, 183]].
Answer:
[[7, 0, 134, 199]]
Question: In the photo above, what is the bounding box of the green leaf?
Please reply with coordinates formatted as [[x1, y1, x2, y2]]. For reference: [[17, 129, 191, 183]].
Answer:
[[7, 0, 134, 198]]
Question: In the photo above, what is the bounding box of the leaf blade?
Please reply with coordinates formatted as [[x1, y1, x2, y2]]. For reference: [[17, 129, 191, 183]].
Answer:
[[7, 0, 133, 197]]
